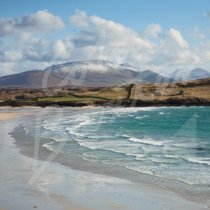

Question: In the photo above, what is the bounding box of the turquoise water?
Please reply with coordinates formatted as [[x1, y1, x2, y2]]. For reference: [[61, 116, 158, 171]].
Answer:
[[23, 107, 210, 185]]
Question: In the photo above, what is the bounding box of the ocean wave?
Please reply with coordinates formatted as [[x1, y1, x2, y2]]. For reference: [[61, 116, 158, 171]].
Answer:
[[77, 118, 95, 126], [121, 134, 130, 138], [65, 127, 85, 138], [95, 107, 161, 117], [135, 115, 148, 119], [21, 107, 210, 186], [43, 123, 58, 131], [164, 154, 181, 159], [172, 143, 208, 151], [159, 112, 164, 115], [131, 154, 145, 160], [184, 157, 210, 166], [75, 139, 126, 151], [63, 114, 96, 138], [75, 141, 103, 150], [129, 137, 165, 146], [42, 143, 54, 151]]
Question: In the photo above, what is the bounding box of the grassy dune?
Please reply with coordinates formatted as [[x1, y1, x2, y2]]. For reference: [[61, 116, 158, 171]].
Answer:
[[39, 95, 107, 102], [132, 78, 210, 101], [0, 79, 210, 106]]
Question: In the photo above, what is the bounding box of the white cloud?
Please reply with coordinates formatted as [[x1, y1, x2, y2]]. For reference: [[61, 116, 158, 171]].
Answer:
[[168, 28, 189, 49], [21, 10, 64, 31], [69, 11, 155, 66], [1, 10, 210, 76], [68, 11, 201, 73], [53, 40, 71, 59], [70, 10, 89, 28], [90, 15, 153, 49], [0, 50, 23, 62], [144, 24, 162, 38], [0, 10, 64, 36]]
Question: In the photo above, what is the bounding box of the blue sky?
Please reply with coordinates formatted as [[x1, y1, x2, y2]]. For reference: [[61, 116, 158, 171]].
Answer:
[[0, 0, 209, 33], [0, 0, 210, 75]]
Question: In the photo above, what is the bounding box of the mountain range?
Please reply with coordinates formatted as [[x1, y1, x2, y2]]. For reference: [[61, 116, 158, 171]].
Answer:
[[171, 68, 210, 81], [0, 60, 209, 89]]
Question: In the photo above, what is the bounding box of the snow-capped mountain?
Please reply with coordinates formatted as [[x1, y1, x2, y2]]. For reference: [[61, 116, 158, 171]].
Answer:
[[119, 63, 138, 71], [44, 60, 173, 87], [44, 60, 138, 79], [0, 60, 174, 89], [45, 60, 127, 74]]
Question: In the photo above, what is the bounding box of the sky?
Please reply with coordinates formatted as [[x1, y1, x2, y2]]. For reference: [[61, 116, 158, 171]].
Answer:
[[0, 0, 210, 76]]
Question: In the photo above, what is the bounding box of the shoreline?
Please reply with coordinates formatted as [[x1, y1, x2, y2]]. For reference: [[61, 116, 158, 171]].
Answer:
[[0, 114, 98, 210], [0, 110, 36, 121], [1, 108, 209, 210], [11, 123, 210, 206], [1, 98, 210, 108]]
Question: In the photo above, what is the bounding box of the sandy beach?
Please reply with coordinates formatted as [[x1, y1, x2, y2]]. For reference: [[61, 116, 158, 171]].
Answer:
[[0, 110, 96, 210], [0, 107, 37, 121], [0, 112, 18, 121], [0, 108, 209, 210]]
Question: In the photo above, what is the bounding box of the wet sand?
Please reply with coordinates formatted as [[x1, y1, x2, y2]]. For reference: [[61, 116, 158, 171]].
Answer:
[[0, 111, 96, 210]]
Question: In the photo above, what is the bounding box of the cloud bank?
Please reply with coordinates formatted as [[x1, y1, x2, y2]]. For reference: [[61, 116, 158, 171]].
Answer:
[[0, 10, 64, 36], [0, 10, 210, 76]]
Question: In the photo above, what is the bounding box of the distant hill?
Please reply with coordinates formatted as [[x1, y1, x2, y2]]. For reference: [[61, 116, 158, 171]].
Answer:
[[0, 60, 173, 89], [171, 68, 210, 81], [0, 70, 61, 89], [188, 68, 210, 80]]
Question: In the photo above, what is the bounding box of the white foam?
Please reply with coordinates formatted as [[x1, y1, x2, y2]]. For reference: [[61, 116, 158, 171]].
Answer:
[[63, 113, 96, 138], [184, 157, 210, 166], [65, 127, 84, 138], [43, 123, 57, 131], [164, 154, 180, 159], [127, 153, 145, 160], [78, 119, 94, 126], [43, 143, 54, 151], [129, 137, 165, 146], [135, 115, 148, 119], [121, 135, 130, 138], [111, 107, 160, 113]]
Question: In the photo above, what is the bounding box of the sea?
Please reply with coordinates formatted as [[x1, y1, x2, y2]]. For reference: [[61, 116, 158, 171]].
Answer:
[[22, 106, 210, 186]]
